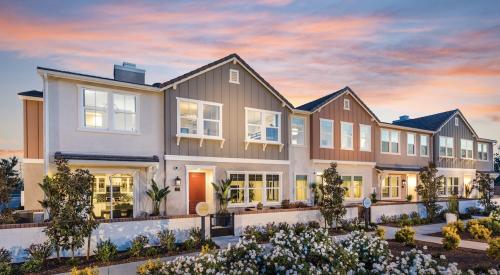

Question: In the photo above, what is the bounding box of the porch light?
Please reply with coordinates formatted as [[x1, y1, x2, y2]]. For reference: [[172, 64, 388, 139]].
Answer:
[[401, 179, 407, 188], [174, 176, 181, 186]]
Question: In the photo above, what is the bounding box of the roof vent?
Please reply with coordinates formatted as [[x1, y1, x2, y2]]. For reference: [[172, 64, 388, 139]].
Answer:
[[393, 115, 410, 123], [114, 62, 145, 85]]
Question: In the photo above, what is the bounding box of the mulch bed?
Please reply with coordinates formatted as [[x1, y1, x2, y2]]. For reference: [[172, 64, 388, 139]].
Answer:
[[427, 231, 492, 243], [387, 240, 499, 271]]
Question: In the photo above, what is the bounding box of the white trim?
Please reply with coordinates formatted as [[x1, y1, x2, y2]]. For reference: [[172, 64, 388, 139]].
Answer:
[[164, 155, 290, 165], [176, 97, 223, 145], [226, 170, 283, 207], [406, 132, 417, 156], [340, 175, 364, 200], [435, 111, 478, 138], [319, 118, 334, 149], [64, 159, 158, 167], [18, 95, 43, 102], [455, 117, 459, 126], [312, 159, 376, 166], [22, 158, 44, 164], [340, 121, 354, 150], [359, 124, 371, 152], [381, 175, 401, 199], [439, 136, 454, 158], [420, 134, 430, 157], [378, 122, 434, 134], [37, 68, 161, 92], [290, 116, 306, 146], [460, 138, 474, 160], [477, 142, 489, 161], [244, 107, 282, 146], [380, 128, 400, 155], [185, 165, 216, 215], [343, 98, 350, 110], [293, 173, 309, 202], [437, 168, 476, 172], [42, 73, 49, 175], [229, 69, 240, 84]]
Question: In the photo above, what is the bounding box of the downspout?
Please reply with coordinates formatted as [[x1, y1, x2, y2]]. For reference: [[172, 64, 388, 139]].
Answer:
[[163, 88, 167, 216], [42, 73, 49, 221]]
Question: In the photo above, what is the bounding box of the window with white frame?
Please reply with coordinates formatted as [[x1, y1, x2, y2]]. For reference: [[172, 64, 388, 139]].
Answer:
[[382, 176, 400, 198], [381, 129, 399, 154], [81, 87, 139, 132], [341, 175, 362, 199], [320, 119, 334, 148], [439, 136, 454, 157], [455, 117, 459, 126], [407, 133, 416, 156], [341, 122, 353, 150], [359, 124, 371, 151], [295, 175, 308, 201], [229, 69, 240, 84], [420, 135, 429, 156], [440, 177, 459, 196], [478, 143, 488, 160], [343, 98, 350, 110], [178, 98, 222, 138], [228, 172, 281, 206], [291, 116, 305, 145], [246, 108, 281, 142], [461, 139, 473, 159]]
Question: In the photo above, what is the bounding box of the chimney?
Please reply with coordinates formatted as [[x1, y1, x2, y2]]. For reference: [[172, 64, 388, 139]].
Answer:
[[113, 62, 145, 85], [393, 115, 410, 123]]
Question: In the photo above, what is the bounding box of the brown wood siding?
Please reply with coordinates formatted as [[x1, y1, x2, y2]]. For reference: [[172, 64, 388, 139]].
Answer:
[[165, 62, 289, 160], [310, 93, 376, 161], [23, 100, 44, 159], [434, 114, 475, 169]]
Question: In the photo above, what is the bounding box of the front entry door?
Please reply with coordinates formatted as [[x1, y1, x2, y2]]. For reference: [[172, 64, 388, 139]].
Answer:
[[189, 172, 206, 214]]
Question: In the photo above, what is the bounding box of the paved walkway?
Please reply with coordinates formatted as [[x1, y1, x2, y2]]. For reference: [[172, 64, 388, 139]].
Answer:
[[381, 221, 488, 251]]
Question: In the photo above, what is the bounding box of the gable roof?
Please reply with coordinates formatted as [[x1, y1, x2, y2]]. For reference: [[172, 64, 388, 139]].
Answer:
[[160, 53, 294, 109], [296, 86, 380, 122], [393, 109, 478, 137], [18, 90, 43, 98]]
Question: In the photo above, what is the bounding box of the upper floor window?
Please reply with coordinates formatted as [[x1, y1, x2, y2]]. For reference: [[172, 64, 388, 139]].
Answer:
[[460, 139, 473, 159], [478, 143, 488, 160], [407, 133, 416, 156], [291, 116, 305, 146], [343, 99, 350, 110], [341, 122, 353, 150], [359, 124, 371, 152], [439, 136, 454, 157], [245, 108, 281, 142], [381, 129, 399, 154], [420, 135, 429, 157], [319, 119, 334, 148], [455, 117, 459, 126], [81, 87, 138, 133], [177, 98, 222, 138], [229, 69, 240, 84]]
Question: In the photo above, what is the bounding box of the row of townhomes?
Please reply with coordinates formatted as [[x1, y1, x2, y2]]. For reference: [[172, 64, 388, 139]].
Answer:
[[18, 54, 497, 219]]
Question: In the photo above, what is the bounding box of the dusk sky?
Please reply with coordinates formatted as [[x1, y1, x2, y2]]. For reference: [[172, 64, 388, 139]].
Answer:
[[0, 0, 499, 154]]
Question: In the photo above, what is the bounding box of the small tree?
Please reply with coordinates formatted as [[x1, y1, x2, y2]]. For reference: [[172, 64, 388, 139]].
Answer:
[[476, 172, 497, 213], [416, 163, 443, 222], [319, 162, 346, 228], [146, 179, 170, 216], [40, 158, 99, 259], [0, 157, 23, 223], [211, 179, 232, 214]]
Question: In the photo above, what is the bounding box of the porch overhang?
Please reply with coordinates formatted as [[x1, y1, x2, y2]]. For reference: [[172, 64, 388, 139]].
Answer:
[[54, 152, 159, 167], [375, 165, 421, 173]]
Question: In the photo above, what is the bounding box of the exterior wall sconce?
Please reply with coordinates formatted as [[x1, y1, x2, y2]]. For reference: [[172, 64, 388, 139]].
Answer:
[[174, 176, 181, 191], [401, 179, 407, 188]]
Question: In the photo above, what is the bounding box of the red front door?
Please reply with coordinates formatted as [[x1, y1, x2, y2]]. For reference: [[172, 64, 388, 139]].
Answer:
[[189, 172, 206, 214]]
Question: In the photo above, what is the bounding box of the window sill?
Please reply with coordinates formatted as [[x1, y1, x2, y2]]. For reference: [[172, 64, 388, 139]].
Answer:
[[176, 134, 225, 148], [341, 147, 354, 151], [77, 127, 140, 135], [380, 152, 400, 155], [439, 156, 455, 159], [244, 139, 284, 152]]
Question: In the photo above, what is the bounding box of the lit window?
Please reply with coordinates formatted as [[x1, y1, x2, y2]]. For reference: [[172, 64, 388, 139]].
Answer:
[[382, 176, 399, 198], [381, 129, 399, 154], [245, 108, 281, 142], [295, 175, 308, 201], [83, 89, 108, 129], [478, 143, 488, 161], [177, 98, 222, 138], [320, 119, 333, 148], [407, 133, 416, 156], [343, 99, 350, 110], [359, 124, 371, 151], [229, 174, 245, 204], [440, 177, 459, 196], [291, 117, 305, 145], [420, 135, 429, 156], [228, 172, 281, 206], [439, 136, 454, 157], [266, 174, 280, 202], [341, 122, 353, 150], [341, 175, 363, 199], [248, 174, 263, 203], [92, 174, 134, 219], [461, 139, 473, 159]]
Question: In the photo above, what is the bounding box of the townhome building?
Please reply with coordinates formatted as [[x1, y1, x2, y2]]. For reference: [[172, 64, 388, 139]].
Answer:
[[17, 53, 497, 220]]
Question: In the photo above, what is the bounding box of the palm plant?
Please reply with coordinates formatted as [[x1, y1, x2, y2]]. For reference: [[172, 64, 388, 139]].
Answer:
[[146, 180, 170, 216], [211, 179, 232, 214]]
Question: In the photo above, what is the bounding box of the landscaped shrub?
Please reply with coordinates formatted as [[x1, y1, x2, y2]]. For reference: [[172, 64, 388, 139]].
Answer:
[[137, 260, 162, 275], [157, 229, 176, 252], [487, 237, 500, 259], [307, 221, 320, 229], [395, 226, 415, 246], [375, 227, 385, 239], [468, 221, 492, 240], [280, 199, 290, 209], [145, 246, 159, 257], [94, 239, 118, 264], [21, 241, 52, 273], [130, 235, 149, 257], [342, 230, 390, 271], [477, 217, 500, 236], [242, 225, 267, 243], [0, 248, 12, 275], [410, 211, 423, 225], [70, 266, 98, 275], [291, 222, 308, 234], [450, 220, 465, 232], [466, 206, 482, 216], [183, 227, 202, 250], [384, 248, 460, 274], [442, 226, 460, 250]]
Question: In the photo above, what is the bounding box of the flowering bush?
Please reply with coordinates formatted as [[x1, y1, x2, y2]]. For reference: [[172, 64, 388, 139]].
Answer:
[[468, 222, 492, 240], [487, 237, 500, 260], [450, 220, 465, 232], [375, 227, 385, 239], [341, 230, 390, 272], [157, 229, 176, 252], [395, 226, 416, 246], [130, 235, 149, 257], [442, 225, 460, 250], [384, 249, 461, 274]]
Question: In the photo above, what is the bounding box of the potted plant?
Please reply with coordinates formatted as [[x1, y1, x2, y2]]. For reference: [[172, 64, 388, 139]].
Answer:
[[445, 195, 459, 224], [406, 194, 413, 202], [146, 180, 170, 216], [211, 179, 232, 226]]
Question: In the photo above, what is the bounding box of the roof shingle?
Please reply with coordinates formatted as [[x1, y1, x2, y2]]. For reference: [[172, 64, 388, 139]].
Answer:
[[392, 109, 458, 131]]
